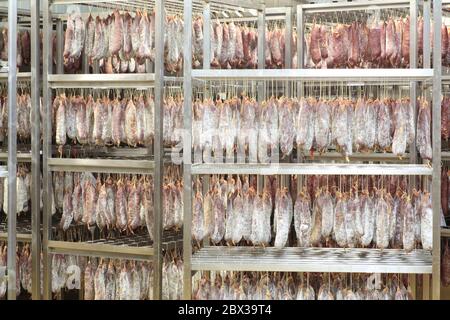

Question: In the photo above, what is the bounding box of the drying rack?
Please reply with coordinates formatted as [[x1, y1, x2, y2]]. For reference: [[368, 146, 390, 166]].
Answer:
[[440, 0, 450, 297], [0, 0, 41, 300], [182, 0, 442, 300], [41, 0, 167, 300]]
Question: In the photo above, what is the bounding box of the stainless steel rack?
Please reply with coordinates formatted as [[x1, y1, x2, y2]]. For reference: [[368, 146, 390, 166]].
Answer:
[[41, 0, 166, 300], [191, 163, 433, 176], [0, 0, 41, 300], [0, 218, 33, 243], [183, 0, 442, 300], [191, 68, 434, 81], [191, 247, 433, 274]]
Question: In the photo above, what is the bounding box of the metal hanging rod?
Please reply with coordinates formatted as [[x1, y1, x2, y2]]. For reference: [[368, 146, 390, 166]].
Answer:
[[50, 0, 205, 14], [47, 158, 155, 175], [47, 240, 154, 261], [0, 233, 32, 242], [300, 0, 412, 13], [190, 163, 433, 176], [0, 218, 33, 243], [191, 69, 434, 82], [191, 247, 433, 274], [0, 72, 31, 80], [0, 152, 33, 163], [50, 0, 262, 18], [48, 74, 155, 89], [442, 228, 450, 237]]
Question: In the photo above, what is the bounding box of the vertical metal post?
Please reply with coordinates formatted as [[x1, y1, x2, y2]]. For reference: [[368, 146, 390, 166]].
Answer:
[[410, 0, 418, 70], [256, 3, 265, 176], [202, 2, 211, 70], [432, 0, 442, 301], [56, 20, 64, 74], [42, 0, 53, 300], [285, 7, 292, 69], [409, 0, 418, 209], [423, 274, 430, 299], [284, 7, 292, 97], [409, 274, 416, 299], [297, 5, 304, 170], [183, 0, 193, 300], [257, 6, 265, 71], [423, 0, 431, 69], [153, 0, 164, 301], [30, 0, 41, 301], [7, 0, 18, 301], [297, 5, 304, 69], [257, 2, 266, 103], [409, 0, 418, 162]]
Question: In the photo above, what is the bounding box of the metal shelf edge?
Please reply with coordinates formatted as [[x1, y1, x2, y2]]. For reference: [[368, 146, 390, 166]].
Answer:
[[0, 232, 32, 242], [0, 72, 32, 80], [191, 247, 433, 274], [191, 69, 434, 81], [299, 0, 411, 13], [442, 228, 450, 238], [442, 151, 450, 161], [47, 158, 155, 174], [0, 152, 33, 162], [48, 73, 155, 89], [47, 240, 154, 261], [191, 163, 433, 176]]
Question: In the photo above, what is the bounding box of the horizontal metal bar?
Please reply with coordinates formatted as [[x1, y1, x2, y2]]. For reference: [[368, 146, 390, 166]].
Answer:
[[48, 74, 155, 89], [216, 15, 284, 23], [442, 228, 450, 238], [47, 158, 154, 174], [299, 0, 411, 13], [191, 247, 433, 274], [442, 151, 450, 161], [0, 152, 33, 163], [207, 0, 264, 11], [53, 145, 152, 158], [191, 69, 434, 81], [0, 72, 31, 80], [0, 233, 32, 243], [302, 151, 411, 163], [191, 163, 433, 176], [164, 76, 185, 82], [51, 0, 124, 4], [265, 7, 288, 15], [48, 240, 153, 261]]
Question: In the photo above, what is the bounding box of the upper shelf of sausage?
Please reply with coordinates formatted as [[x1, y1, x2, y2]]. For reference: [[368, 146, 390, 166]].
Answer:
[[304, 16, 415, 69], [57, 4, 450, 75], [62, 8, 186, 75]]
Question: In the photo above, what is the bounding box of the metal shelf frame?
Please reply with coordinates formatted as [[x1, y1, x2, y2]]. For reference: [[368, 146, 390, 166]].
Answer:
[[47, 241, 154, 261], [0, 72, 32, 80], [191, 247, 433, 274], [47, 158, 155, 175], [191, 163, 433, 176], [442, 228, 450, 238], [47, 73, 156, 89], [1, 0, 41, 301], [191, 68, 434, 81], [42, 0, 166, 300], [183, 0, 442, 300], [0, 233, 32, 243]]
